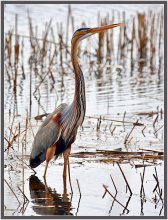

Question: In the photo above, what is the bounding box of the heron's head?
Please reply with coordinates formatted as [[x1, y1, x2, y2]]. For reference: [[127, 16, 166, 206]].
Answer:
[[72, 23, 122, 42]]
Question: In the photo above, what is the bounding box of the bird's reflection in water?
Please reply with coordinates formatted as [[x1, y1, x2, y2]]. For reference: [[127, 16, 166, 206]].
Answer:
[[29, 175, 73, 216]]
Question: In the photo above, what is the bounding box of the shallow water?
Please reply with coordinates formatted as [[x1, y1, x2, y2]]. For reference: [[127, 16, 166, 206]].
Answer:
[[4, 3, 164, 217]]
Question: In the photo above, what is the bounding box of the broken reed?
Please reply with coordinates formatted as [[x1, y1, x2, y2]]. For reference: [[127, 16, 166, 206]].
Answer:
[[102, 165, 164, 215]]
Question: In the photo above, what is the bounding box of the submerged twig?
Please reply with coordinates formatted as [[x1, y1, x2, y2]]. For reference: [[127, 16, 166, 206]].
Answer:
[[4, 179, 21, 205], [110, 174, 118, 193], [103, 185, 129, 211], [76, 179, 82, 197], [18, 186, 29, 202]]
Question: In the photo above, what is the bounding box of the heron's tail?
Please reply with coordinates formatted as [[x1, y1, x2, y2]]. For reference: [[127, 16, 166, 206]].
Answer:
[[30, 156, 41, 168], [30, 150, 46, 168]]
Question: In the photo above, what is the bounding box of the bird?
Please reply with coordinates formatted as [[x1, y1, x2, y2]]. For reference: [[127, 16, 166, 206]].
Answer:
[[30, 23, 122, 180]]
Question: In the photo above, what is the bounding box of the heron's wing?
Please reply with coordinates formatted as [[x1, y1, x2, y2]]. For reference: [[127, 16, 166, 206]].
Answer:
[[30, 104, 68, 167], [31, 120, 60, 160], [39, 103, 68, 129]]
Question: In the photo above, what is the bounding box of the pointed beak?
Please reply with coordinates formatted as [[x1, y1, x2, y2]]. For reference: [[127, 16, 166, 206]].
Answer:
[[79, 23, 122, 40], [89, 23, 122, 35], [75, 23, 122, 41]]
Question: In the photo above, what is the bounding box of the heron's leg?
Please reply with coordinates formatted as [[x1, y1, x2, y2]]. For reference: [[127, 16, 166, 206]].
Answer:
[[63, 146, 71, 179], [43, 145, 56, 179]]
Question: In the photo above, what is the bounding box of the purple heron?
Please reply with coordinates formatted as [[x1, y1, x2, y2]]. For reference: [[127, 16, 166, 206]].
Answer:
[[30, 23, 122, 179]]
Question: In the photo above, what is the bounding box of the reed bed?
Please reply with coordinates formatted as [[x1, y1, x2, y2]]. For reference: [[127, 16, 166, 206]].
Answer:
[[4, 7, 164, 107]]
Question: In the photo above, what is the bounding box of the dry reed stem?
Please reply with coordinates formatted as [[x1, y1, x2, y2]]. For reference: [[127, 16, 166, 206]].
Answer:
[[137, 13, 147, 59], [6, 127, 18, 151], [153, 181, 159, 193], [153, 114, 159, 127], [124, 120, 138, 144], [130, 16, 135, 72], [21, 38, 26, 79], [139, 148, 163, 155], [70, 150, 163, 163], [66, 5, 71, 58], [102, 188, 107, 199], [142, 126, 146, 137], [4, 137, 11, 147], [117, 163, 132, 195], [123, 111, 126, 124], [14, 14, 19, 94], [9, 113, 15, 142], [109, 122, 113, 131], [110, 126, 116, 136], [41, 19, 52, 60], [137, 111, 163, 116], [160, 108, 163, 119], [5, 30, 13, 66], [96, 116, 102, 131]]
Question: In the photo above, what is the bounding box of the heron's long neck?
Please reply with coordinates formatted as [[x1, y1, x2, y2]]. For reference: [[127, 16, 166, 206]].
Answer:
[[71, 40, 86, 122]]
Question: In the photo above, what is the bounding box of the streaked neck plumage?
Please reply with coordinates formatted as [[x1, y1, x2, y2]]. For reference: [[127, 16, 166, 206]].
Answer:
[[60, 39, 86, 143], [71, 38, 86, 126]]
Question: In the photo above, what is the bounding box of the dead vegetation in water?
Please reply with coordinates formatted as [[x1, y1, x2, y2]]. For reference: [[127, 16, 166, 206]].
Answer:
[[101, 164, 163, 216], [70, 149, 164, 163], [3, 106, 164, 215]]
